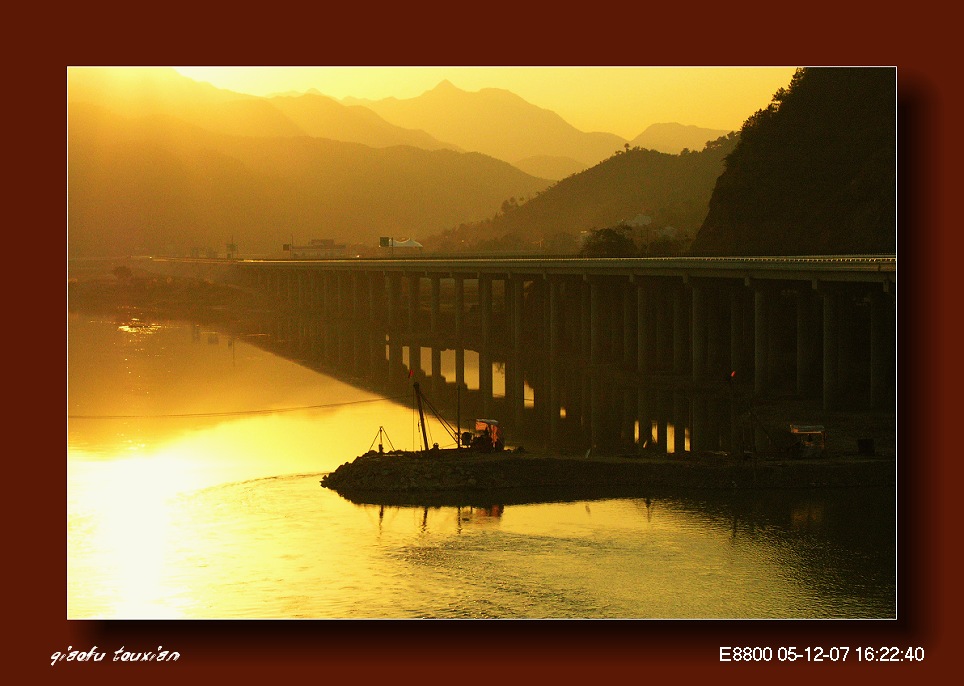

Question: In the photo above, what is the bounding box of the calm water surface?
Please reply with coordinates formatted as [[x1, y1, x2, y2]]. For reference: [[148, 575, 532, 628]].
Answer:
[[67, 312, 896, 619]]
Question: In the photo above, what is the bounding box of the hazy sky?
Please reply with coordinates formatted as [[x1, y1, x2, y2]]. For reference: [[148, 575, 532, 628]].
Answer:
[[173, 66, 799, 139]]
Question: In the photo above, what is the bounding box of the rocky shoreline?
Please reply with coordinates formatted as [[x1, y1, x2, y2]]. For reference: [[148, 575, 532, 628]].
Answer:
[[320, 449, 895, 506]]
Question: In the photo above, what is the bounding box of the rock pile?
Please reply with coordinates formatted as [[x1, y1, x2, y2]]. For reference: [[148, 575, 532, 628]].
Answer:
[[320, 450, 894, 504]]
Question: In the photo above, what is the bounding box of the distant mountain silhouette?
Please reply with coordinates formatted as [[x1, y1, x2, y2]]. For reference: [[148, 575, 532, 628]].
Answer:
[[425, 135, 740, 254], [266, 92, 461, 151], [67, 101, 551, 257], [629, 122, 731, 154], [67, 68, 785, 260], [343, 80, 628, 170], [511, 155, 593, 181], [68, 67, 307, 138], [68, 67, 463, 152]]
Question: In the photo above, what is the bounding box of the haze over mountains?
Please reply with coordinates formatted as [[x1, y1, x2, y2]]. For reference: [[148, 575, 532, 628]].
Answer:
[[68, 99, 549, 257], [343, 81, 729, 178], [68, 68, 543, 257], [67, 67, 739, 258], [67, 66, 895, 264]]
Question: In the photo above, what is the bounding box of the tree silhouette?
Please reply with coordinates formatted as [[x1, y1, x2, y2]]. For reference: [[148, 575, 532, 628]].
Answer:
[[690, 67, 896, 256], [579, 227, 637, 257]]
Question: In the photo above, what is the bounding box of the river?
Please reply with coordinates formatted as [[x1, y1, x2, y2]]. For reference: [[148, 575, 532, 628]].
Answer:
[[66, 310, 896, 619]]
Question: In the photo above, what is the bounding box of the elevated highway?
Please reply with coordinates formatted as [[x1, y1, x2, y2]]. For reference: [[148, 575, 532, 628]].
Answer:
[[140, 254, 896, 452]]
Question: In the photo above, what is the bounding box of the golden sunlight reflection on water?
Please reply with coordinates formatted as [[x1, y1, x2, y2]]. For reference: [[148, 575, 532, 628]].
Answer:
[[67, 315, 895, 619]]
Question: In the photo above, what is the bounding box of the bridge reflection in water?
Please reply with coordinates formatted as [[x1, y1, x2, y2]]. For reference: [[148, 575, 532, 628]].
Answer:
[[149, 256, 896, 455]]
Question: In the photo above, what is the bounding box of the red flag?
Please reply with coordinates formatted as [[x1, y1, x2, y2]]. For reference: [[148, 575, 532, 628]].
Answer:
[[408, 369, 415, 378]]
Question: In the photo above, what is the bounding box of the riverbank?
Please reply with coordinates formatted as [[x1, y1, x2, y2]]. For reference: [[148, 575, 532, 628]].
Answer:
[[68, 264, 277, 320], [320, 449, 895, 506]]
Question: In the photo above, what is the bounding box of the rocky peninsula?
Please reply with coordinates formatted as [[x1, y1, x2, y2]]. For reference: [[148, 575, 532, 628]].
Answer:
[[320, 448, 895, 507]]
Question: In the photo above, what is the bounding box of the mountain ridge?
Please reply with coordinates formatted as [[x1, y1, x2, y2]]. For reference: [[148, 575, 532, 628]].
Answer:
[[68, 100, 552, 257], [66, 67, 791, 259]]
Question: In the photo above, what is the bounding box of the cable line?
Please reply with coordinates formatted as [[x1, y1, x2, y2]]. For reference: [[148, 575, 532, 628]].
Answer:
[[68, 394, 410, 420]]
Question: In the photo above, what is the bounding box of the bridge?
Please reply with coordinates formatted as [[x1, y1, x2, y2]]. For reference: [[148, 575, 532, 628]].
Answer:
[[142, 255, 896, 453]]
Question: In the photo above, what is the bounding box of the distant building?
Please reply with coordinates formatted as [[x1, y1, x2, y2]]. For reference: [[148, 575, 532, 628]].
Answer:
[[286, 239, 348, 259], [378, 237, 424, 254], [379, 237, 423, 249]]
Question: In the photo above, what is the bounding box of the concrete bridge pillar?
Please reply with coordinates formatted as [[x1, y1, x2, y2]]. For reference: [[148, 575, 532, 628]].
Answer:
[[821, 287, 841, 410], [636, 280, 652, 374], [548, 280, 561, 363], [454, 276, 465, 340], [510, 277, 526, 428], [431, 346, 442, 398], [870, 287, 896, 408], [337, 272, 349, 366], [454, 347, 465, 394], [314, 272, 325, 316], [537, 279, 551, 354], [753, 283, 774, 394], [305, 272, 315, 311], [407, 275, 420, 334], [352, 271, 363, 322], [580, 278, 591, 361], [335, 271, 346, 317], [672, 390, 688, 454], [367, 272, 380, 322], [623, 283, 636, 368], [386, 273, 400, 330], [652, 390, 666, 453], [672, 284, 688, 376], [320, 271, 331, 332], [410, 342, 422, 379], [549, 279, 562, 448], [590, 278, 603, 366], [609, 285, 624, 362], [691, 394, 709, 453], [655, 286, 672, 372], [796, 286, 822, 397], [511, 277, 524, 354], [387, 332, 402, 384], [351, 271, 362, 374], [430, 275, 441, 336], [565, 280, 580, 356], [712, 397, 728, 452], [479, 275, 493, 416], [690, 279, 707, 381], [706, 289, 726, 379], [366, 273, 384, 379], [589, 375, 601, 450], [637, 390, 652, 453], [454, 275, 465, 391], [729, 395, 743, 453], [479, 275, 493, 344], [620, 388, 636, 449]]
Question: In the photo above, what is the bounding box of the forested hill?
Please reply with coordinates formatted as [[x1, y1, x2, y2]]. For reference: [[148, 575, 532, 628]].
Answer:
[[689, 67, 896, 256], [424, 134, 740, 254], [68, 102, 551, 258]]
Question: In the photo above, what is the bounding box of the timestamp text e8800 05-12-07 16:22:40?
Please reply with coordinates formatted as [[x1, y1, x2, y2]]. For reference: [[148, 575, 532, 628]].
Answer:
[[720, 646, 926, 663]]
